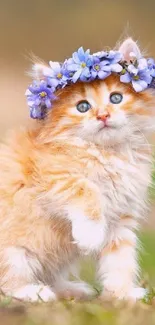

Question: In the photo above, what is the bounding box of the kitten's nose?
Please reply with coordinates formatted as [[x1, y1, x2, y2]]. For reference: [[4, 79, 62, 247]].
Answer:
[[97, 112, 110, 122]]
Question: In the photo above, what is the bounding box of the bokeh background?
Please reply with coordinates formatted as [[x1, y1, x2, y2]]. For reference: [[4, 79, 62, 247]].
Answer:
[[1, 0, 155, 227]]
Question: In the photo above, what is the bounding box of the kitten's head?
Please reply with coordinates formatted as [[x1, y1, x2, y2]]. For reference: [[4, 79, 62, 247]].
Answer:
[[36, 39, 155, 147]]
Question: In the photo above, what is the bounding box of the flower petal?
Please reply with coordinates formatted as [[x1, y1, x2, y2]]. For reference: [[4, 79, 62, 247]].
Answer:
[[45, 98, 52, 109], [107, 50, 115, 59], [138, 58, 148, 71], [77, 47, 85, 61], [120, 72, 131, 83], [49, 61, 61, 72], [72, 52, 80, 64], [111, 52, 122, 63], [148, 58, 155, 66], [141, 72, 152, 84], [43, 67, 54, 77], [85, 49, 90, 57], [151, 69, 155, 77], [47, 78, 59, 88], [91, 70, 97, 79], [83, 67, 91, 77], [102, 65, 111, 72], [35, 97, 41, 106], [111, 63, 123, 73], [27, 100, 36, 106], [28, 85, 38, 94], [72, 69, 82, 82], [25, 89, 32, 96], [67, 63, 79, 71], [98, 70, 110, 79], [132, 80, 148, 92], [100, 60, 110, 67], [128, 64, 138, 75], [92, 56, 100, 65]]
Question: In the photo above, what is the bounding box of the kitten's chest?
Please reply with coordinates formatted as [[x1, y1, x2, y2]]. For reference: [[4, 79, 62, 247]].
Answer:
[[86, 147, 151, 219]]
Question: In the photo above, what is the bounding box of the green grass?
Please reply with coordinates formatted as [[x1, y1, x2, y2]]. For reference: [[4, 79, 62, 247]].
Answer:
[[0, 232, 154, 325]]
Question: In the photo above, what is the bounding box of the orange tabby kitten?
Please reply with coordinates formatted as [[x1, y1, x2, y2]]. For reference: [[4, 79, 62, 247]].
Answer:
[[0, 38, 154, 302]]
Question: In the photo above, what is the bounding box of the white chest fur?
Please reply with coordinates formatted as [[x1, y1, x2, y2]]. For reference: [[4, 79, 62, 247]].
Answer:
[[86, 145, 152, 223]]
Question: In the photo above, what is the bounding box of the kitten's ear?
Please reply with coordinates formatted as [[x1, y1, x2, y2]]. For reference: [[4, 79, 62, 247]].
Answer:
[[29, 62, 51, 79], [118, 38, 142, 62]]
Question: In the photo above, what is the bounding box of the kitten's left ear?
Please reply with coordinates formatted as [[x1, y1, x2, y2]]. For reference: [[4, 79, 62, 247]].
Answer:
[[118, 38, 142, 62], [29, 62, 51, 79]]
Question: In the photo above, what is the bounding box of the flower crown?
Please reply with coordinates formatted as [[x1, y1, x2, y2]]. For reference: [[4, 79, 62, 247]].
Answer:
[[26, 46, 155, 119]]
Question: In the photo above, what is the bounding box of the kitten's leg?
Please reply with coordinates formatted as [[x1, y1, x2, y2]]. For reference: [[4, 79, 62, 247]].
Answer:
[[13, 284, 56, 302], [98, 232, 146, 301], [53, 261, 95, 300], [66, 179, 106, 252], [0, 247, 56, 302], [54, 276, 95, 300]]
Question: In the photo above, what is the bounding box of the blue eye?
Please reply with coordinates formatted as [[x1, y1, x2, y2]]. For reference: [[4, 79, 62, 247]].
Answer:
[[76, 100, 91, 113], [110, 92, 123, 104]]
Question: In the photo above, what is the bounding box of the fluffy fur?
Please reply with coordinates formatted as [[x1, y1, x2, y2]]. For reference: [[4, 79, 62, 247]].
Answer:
[[0, 38, 154, 302]]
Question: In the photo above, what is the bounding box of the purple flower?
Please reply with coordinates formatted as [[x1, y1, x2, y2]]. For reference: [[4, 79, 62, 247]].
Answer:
[[147, 58, 155, 77], [91, 56, 111, 80], [44, 61, 68, 88], [26, 46, 155, 121], [25, 80, 56, 119], [120, 58, 152, 92], [61, 59, 75, 83], [66, 47, 92, 82], [93, 50, 123, 73]]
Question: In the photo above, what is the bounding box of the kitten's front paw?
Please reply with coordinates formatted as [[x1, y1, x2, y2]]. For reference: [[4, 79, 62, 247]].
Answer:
[[13, 284, 56, 302], [127, 287, 147, 301], [56, 281, 96, 300], [72, 218, 105, 252], [101, 287, 147, 302]]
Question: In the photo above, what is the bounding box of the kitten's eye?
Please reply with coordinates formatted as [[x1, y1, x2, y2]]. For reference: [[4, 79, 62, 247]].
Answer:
[[76, 100, 91, 113], [110, 92, 123, 104]]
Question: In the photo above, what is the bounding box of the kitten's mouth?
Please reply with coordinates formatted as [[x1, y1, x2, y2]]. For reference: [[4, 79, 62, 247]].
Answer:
[[98, 123, 113, 131]]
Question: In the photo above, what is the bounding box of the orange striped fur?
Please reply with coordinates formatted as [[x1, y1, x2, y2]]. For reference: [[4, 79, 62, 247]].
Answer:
[[0, 38, 154, 301]]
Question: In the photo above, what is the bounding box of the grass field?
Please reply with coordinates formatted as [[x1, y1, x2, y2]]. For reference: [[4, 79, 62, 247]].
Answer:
[[0, 231, 154, 325]]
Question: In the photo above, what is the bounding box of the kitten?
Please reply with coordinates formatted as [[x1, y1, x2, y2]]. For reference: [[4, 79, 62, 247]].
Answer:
[[0, 38, 154, 302]]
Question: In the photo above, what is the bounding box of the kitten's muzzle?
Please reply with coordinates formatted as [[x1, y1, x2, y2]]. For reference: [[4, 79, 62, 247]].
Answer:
[[97, 112, 111, 127]]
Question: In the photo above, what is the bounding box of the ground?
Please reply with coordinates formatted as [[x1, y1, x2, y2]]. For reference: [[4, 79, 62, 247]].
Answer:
[[0, 231, 154, 325]]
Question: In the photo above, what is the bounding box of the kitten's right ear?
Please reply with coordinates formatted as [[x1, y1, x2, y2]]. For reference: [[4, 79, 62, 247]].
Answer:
[[118, 38, 142, 62]]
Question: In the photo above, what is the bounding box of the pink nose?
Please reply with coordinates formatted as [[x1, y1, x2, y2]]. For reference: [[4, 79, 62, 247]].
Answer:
[[97, 112, 110, 122]]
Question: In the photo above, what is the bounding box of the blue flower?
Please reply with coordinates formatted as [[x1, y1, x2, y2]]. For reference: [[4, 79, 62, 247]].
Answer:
[[93, 50, 123, 73], [147, 58, 155, 77], [120, 58, 152, 92], [61, 59, 75, 83], [66, 47, 92, 82], [26, 46, 155, 120], [44, 61, 68, 88], [91, 56, 111, 80], [25, 80, 56, 119]]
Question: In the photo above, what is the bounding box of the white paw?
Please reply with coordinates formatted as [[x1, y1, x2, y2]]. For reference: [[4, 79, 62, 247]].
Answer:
[[127, 287, 147, 301], [56, 281, 95, 300], [72, 219, 105, 252], [13, 284, 56, 302], [68, 281, 95, 297], [101, 287, 147, 302]]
